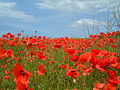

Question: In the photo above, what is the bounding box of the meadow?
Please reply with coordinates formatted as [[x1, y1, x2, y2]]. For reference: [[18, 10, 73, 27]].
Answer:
[[0, 31, 120, 90]]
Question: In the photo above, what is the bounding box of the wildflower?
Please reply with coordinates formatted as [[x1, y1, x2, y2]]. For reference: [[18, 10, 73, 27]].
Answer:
[[36, 51, 47, 60], [12, 63, 32, 84], [93, 83, 106, 90], [37, 64, 46, 75], [77, 52, 92, 64], [15, 81, 33, 90], [66, 69, 80, 78]]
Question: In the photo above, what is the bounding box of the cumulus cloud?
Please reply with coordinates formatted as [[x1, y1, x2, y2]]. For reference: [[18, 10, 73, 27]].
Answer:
[[0, 2, 37, 22], [71, 19, 107, 28], [35, 0, 119, 12]]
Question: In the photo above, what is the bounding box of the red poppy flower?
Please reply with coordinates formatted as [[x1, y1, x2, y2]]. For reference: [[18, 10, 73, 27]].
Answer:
[[7, 41, 16, 46], [36, 51, 47, 60], [97, 50, 108, 58], [53, 41, 62, 48], [37, 43, 46, 50], [78, 52, 92, 64], [17, 33, 21, 36], [91, 49, 100, 55], [104, 83, 116, 90], [37, 65, 46, 75], [66, 69, 80, 78], [77, 64, 86, 69], [59, 64, 68, 69], [0, 48, 5, 59], [12, 63, 32, 83], [3, 75, 11, 80], [15, 81, 33, 90], [5, 49, 14, 58], [107, 70, 116, 79], [93, 83, 106, 90], [2, 34, 9, 38], [107, 76, 120, 86], [26, 38, 37, 45], [80, 67, 92, 76], [65, 48, 77, 56], [70, 55, 79, 62]]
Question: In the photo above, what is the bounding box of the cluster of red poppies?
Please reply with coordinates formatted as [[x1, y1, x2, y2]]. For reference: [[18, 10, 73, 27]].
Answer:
[[0, 31, 120, 90]]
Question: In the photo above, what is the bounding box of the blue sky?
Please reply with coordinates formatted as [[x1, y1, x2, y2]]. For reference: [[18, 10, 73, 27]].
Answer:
[[0, 0, 119, 38]]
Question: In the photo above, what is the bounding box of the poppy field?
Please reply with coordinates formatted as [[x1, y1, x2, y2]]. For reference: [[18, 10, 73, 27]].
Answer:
[[0, 31, 120, 90]]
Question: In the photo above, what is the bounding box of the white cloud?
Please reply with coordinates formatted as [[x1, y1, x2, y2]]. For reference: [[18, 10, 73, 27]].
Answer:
[[71, 19, 107, 28], [70, 19, 109, 36], [35, 0, 119, 12], [0, 2, 37, 22]]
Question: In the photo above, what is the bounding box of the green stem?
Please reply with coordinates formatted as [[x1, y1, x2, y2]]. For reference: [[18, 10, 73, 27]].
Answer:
[[107, 66, 119, 75]]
